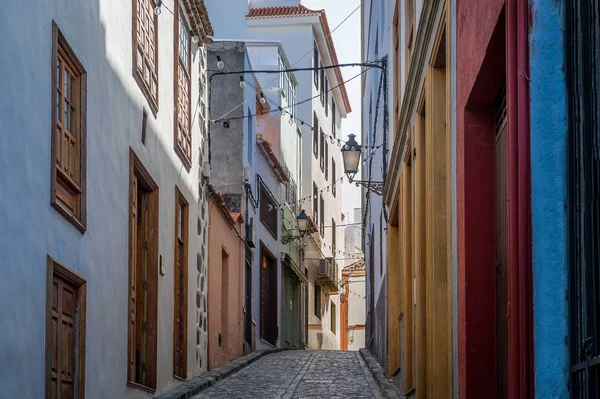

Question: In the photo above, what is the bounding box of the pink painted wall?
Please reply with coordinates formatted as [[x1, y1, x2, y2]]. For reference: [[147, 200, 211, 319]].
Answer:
[[257, 113, 281, 158], [207, 197, 244, 370]]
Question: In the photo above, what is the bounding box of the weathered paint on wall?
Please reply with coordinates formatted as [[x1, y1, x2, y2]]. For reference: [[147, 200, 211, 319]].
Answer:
[[529, 1, 569, 397], [0, 0, 209, 397], [207, 195, 244, 370]]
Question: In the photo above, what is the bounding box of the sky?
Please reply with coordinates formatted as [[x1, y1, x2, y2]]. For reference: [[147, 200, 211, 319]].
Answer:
[[301, 0, 363, 222]]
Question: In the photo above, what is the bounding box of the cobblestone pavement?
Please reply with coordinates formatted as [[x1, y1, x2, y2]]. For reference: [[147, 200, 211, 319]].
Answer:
[[194, 350, 385, 399]]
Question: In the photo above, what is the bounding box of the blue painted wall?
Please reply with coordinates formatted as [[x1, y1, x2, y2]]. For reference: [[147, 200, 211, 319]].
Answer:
[[529, 0, 569, 397]]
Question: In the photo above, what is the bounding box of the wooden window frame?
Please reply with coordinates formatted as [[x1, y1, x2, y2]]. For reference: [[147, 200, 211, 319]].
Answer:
[[332, 159, 336, 197], [173, 0, 193, 170], [132, 0, 159, 115], [45, 255, 87, 399], [313, 112, 319, 158], [259, 182, 278, 239], [51, 21, 87, 233], [332, 100, 336, 137], [173, 187, 189, 379], [313, 43, 319, 88], [127, 148, 159, 392], [313, 182, 319, 222]]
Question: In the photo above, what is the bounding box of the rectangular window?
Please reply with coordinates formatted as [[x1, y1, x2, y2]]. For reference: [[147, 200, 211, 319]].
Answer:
[[332, 159, 336, 197], [325, 142, 329, 180], [320, 195, 325, 237], [174, 1, 192, 168], [332, 219, 336, 254], [45, 256, 87, 399], [330, 302, 336, 334], [314, 284, 321, 319], [133, 0, 159, 113], [325, 79, 329, 116], [320, 129, 325, 172], [247, 108, 254, 166], [313, 183, 319, 222], [313, 43, 319, 88], [128, 149, 159, 391], [313, 112, 319, 158], [260, 182, 278, 239], [320, 62, 325, 105], [51, 22, 87, 233], [332, 101, 336, 137], [173, 187, 188, 379]]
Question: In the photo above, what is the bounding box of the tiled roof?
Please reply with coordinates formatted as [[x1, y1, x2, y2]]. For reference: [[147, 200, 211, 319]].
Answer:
[[208, 185, 235, 224], [256, 136, 289, 183], [342, 260, 365, 276], [181, 0, 214, 42], [246, 5, 352, 113]]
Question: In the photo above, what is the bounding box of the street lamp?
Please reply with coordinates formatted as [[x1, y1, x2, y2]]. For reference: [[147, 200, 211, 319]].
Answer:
[[341, 134, 385, 196], [282, 210, 309, 244]]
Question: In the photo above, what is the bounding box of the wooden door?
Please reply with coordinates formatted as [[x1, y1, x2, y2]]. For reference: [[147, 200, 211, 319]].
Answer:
[[494, 93, 509, 399], [260, 249, 277, 346], [174, 233, 185, 376], [173, 193, 188, 379], [50, 275, 78, 399]]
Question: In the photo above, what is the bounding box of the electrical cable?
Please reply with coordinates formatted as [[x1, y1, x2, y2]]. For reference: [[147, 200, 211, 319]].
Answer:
[[210, 0, 364, 122]]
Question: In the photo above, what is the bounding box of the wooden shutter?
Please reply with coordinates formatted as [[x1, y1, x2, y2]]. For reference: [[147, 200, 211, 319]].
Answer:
[[50, 276, 77, 398]]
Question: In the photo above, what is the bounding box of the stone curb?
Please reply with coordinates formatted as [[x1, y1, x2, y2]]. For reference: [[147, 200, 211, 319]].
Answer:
[[359, 348, 405, 399], [154, 347, 290, 399]]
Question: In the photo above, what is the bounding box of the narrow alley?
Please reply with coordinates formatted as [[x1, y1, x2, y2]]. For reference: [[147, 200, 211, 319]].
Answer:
[[194, 350, 384, 399]]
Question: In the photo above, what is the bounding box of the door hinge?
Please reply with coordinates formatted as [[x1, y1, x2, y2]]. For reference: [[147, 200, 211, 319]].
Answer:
[[143, 240, 148, 250], [496, 261, 502, 272], [142, 321, 147, 332]]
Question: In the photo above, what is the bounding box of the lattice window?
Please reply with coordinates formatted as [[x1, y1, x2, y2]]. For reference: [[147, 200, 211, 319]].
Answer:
[[51, 22, 86, 232], [174, 3, 192, 167], [133, 0, 158, 112]]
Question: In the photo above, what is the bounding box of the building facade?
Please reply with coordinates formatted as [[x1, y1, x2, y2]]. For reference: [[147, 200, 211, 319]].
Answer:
[[0, 0, 213, 397], [207, 40, 306, 351], [204, 0, 351, 351], [341, 261, 366, 351], [382, 0, 456, 396], [207, 188, 244, 370]]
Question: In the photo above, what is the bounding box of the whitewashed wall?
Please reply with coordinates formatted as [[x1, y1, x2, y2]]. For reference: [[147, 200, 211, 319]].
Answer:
[[0, 0, 210, 397]]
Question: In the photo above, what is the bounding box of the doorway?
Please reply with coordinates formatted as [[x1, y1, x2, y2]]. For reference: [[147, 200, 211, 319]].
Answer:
[[494, 87, 508, 398]]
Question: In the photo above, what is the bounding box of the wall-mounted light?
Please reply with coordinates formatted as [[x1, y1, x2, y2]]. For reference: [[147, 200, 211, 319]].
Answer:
[[216, 55, 224, 69]]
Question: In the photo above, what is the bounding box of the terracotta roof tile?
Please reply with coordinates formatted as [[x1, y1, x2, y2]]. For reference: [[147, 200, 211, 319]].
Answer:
[[181, 0, 214, 41], [246, 5, 351, 113]]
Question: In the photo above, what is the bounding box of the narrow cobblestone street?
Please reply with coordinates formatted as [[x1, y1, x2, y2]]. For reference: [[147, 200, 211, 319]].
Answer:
[[194, 350, 385, 399]]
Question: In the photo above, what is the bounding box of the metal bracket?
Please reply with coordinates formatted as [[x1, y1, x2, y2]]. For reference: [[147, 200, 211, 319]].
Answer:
[[281, 235, 302, 245], [349, 178, 385, 196]]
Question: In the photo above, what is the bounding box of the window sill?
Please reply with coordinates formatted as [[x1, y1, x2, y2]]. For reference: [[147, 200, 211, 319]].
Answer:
[[175, 144, 192, 172], [133, 71, 159, 117], [51, 201, 86, 234]]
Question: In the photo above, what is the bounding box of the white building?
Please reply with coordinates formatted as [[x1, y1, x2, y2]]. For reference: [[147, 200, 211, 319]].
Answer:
[[361, 0, 395, 367], [205, 0, 351, 350], [0, 0, 212, 397]]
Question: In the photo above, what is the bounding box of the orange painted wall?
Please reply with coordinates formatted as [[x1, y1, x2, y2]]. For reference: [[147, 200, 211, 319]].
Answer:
[[207, 196, 244, 370]]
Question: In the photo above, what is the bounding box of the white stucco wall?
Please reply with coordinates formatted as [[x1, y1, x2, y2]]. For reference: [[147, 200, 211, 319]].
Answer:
[[0, 1, 210, 397]]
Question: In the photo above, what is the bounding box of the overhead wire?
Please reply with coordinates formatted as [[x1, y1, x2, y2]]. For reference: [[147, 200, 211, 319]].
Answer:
[[209, 0, 364, 122]]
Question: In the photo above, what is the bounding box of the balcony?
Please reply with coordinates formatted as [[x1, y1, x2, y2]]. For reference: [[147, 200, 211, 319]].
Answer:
[[315, 258, 339, 294]]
